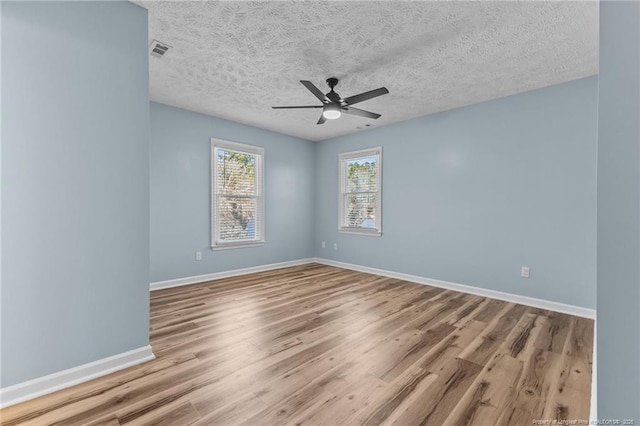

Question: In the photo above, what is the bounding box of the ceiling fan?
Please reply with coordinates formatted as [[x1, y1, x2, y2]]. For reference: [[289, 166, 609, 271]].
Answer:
[[272, 78, 389, 125]]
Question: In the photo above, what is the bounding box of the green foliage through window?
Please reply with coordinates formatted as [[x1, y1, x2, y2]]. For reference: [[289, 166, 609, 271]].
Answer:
[[216, 148, 260, 242], [344, 155, 378, 228]]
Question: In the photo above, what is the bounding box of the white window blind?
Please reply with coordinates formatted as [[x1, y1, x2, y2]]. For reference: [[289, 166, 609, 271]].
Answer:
[[211, 139, 264, 249], [338, 147, 382, 236]]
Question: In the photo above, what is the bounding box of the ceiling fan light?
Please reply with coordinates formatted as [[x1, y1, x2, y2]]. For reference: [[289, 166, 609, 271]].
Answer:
[[322, 105, 341, 119]]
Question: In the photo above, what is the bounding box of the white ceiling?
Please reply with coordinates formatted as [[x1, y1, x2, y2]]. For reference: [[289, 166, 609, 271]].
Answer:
[[135, 1, 598, 142]]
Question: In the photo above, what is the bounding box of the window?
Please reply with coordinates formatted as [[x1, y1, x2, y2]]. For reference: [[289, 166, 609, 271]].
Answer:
[[339, 147, 382, 236], [211, 139, 264, 249]]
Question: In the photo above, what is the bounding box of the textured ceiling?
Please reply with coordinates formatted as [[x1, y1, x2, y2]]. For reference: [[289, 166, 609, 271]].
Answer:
[[135, 1, 598, 141]]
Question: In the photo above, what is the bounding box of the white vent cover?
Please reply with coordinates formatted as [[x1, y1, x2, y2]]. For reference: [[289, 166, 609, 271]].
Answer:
[[149, 40, 171, 58]]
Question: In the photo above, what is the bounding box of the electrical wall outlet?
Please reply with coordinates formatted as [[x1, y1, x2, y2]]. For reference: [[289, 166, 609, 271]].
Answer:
[[521, 266, 530, 278], [195, 251, 202, 261], [333, 243, 338, 251], [321, 241, 326, 248]]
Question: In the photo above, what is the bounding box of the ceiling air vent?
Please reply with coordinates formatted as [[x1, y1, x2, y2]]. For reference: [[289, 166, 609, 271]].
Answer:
[[149, 40, 172, 58]]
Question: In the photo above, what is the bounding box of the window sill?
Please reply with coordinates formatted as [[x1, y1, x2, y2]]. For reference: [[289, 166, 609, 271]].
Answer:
[[338, 228, 382, 237], [211, 241, 264, 250]]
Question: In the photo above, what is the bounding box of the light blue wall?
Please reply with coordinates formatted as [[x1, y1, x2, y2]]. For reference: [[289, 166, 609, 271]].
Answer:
[[1, 1, 150, 387], [597, 1, 640, 418], [150, 102, 315, 283], [315, 77, 598, 309], [0, 0, 4, 391]]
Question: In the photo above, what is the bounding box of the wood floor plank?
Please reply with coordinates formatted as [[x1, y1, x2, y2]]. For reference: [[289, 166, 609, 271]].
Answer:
[[505, 313, 547, 361], [125, 401, 201, 426], [534, 313, 572, 354], [252, 387, 335, 426], [389, 358, 483, 426], [473, 299, 508, 322], [495, 348, 562, 425], [191, 392, 267, 425], [84, 415, 121, 426], [443, 346, 524, 426], [452, 297, 491, 328], [419, 320, 487, 374], [360, 387, 431, 425], [0, 264, 593, 426], [541, 317, 594, 422], [458, 302, 529, 366], [352, 367, 439, 426], [377, 322, 457, 382], [293, 375, 389, 426]]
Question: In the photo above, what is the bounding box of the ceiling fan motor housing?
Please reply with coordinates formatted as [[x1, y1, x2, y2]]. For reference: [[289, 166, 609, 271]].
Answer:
[[326, 78, 341, 103], [326, 77, 339, 89]]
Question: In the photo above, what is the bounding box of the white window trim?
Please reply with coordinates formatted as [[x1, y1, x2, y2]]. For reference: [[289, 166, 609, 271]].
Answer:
[[211, 138, 265, 249], [338, 147, 382, 236]]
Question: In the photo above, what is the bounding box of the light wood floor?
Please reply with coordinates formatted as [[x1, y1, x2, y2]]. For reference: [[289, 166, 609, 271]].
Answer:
[[1, 264, 594, 426]]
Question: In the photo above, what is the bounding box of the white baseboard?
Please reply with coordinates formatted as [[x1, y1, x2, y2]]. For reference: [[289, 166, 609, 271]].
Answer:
[[151, 256, 596, 318], [0, 345, 155, 409], [313, 258, 596, 319], [150, 258, 316, 291]]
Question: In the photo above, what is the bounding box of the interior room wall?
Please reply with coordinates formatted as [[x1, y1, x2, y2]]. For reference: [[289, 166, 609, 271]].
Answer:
[[150, 102, 316, 283], [597, 1, 640, 419], [0, 0, 4, 390], [1, 1, 150, 387], [314, 77, 598, 309]]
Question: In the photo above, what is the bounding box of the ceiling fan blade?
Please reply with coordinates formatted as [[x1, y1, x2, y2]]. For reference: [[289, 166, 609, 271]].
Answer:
[[272, 105, 323, 109], [343, 87, 389, 106], [300, 80, 329, 103], [317, 114, 327, 125], [341, 106, 381, 119]]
